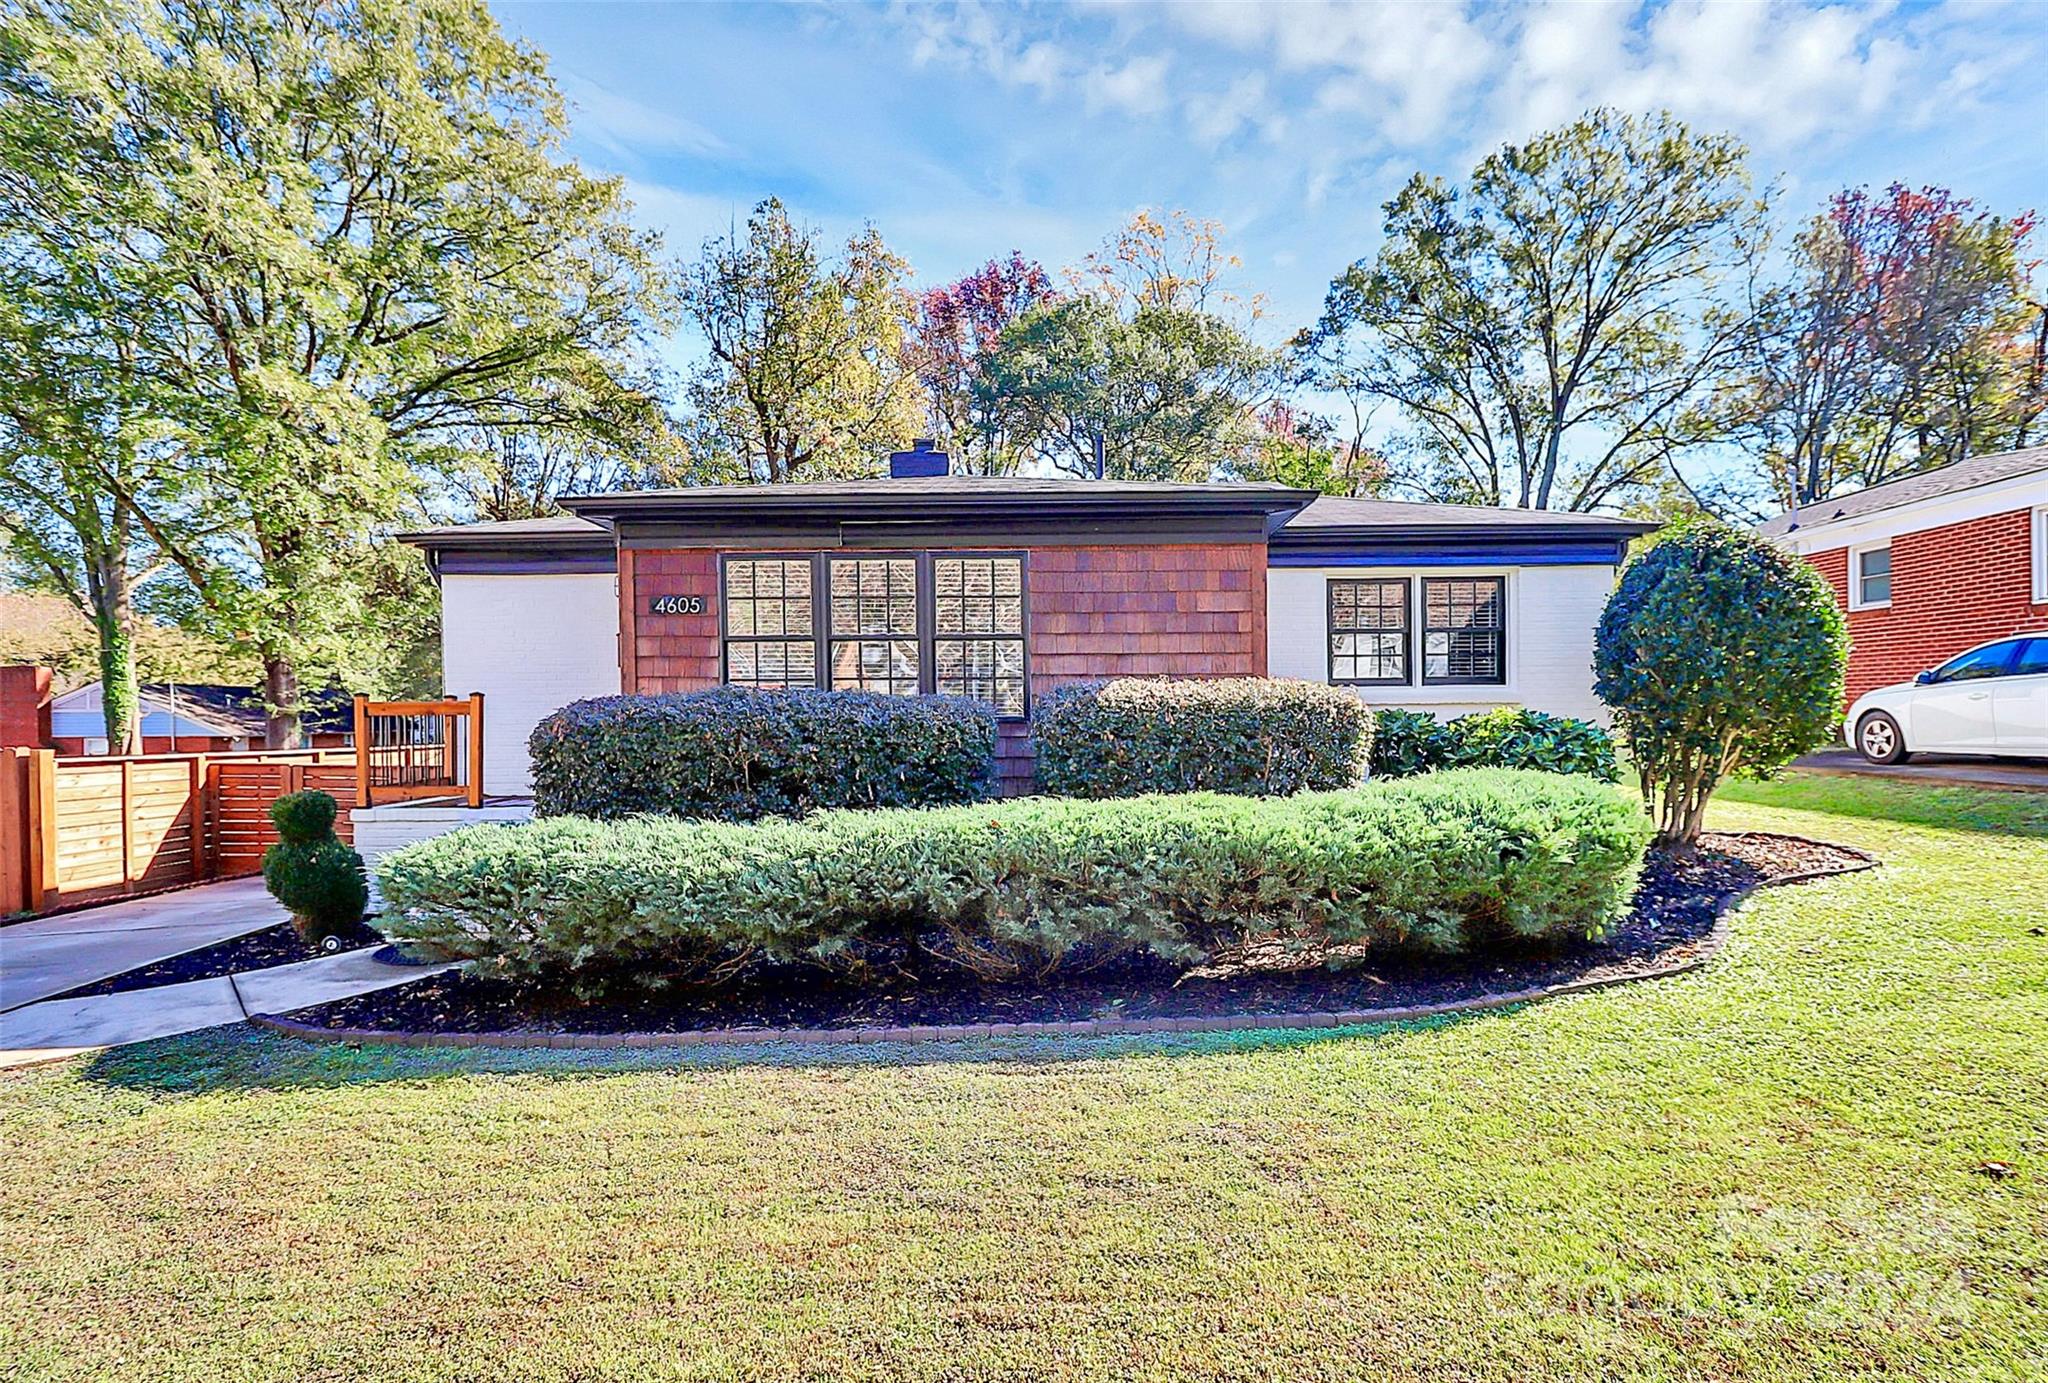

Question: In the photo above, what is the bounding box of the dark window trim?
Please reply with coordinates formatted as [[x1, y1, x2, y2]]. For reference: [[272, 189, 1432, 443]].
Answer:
[[1421, 575, 1508, 687], [718, 552, 824, 691], [718, 549, 1031, 719], [1327, 577, 1412, 686], [825, 551, 925, 698]]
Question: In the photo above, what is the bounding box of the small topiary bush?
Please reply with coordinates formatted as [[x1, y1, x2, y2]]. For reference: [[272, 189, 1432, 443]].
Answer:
[[529, 687, 998, 821], [378, 769, 1652, 992], [262, 790, 368, 951], [1032, 677, 1372, 797], [1371, 708, 1455, 777], [1371, 706, 1617, 781], [1595, 520, 1846, 845]]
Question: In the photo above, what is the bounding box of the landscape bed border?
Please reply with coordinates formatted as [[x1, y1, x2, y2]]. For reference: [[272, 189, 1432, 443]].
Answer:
[[249, 833, 1876, 1053]]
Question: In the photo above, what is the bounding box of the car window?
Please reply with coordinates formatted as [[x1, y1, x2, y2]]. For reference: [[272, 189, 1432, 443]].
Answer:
[[2015, 639, 2048, 676], [1935, 642, 2021, 681]]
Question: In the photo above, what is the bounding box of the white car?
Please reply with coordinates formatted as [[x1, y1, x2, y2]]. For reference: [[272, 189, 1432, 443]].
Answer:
[[1845, 634, 2048, 763]]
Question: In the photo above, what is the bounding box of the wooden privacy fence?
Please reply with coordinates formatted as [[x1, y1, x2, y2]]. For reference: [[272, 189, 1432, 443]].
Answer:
[[0, 747, 356, 917], [353, 694, 483, 808]]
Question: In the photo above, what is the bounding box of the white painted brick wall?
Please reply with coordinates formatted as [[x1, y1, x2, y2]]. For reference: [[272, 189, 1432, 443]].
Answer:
[[441, 573, 621, 794], [1267, 564, 1618, 724]]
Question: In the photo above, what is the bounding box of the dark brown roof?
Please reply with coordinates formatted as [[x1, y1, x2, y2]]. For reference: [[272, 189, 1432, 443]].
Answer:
[[1281, 496, 1657, 541], [397, 515, 611, 549], [1758, 445, 2048, 537]]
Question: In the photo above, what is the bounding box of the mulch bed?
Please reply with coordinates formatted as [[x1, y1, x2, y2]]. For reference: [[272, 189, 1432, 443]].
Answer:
[[285, 832, 1871, 1038], [62, 918, 383, 998]]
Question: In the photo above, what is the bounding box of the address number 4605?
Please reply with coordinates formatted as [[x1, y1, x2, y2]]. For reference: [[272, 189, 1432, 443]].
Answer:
[[647, 595, 705, 616]]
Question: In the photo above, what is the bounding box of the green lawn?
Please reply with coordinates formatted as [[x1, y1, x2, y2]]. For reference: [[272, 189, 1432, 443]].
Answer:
[[3, 775, 2044, 1382]]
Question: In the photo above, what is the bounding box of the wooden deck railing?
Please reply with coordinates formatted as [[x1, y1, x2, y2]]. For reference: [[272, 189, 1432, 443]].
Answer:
[[0, 746, 358, 916], [352, 694, 483, 809]]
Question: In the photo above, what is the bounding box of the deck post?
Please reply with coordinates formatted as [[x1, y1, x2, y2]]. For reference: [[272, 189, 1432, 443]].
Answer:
[[28, 748, 57, 911], [466, 692, 485, 808], [352, 694, 371, 809]]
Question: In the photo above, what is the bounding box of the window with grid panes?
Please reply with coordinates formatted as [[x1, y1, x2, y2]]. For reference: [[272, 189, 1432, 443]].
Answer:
[[1327, 578, 1409, 684], [1422, 577, 1506, 684], [722, 558, 816, 688], [934, 555, 1027, 715], [828, 557, 921, 696]]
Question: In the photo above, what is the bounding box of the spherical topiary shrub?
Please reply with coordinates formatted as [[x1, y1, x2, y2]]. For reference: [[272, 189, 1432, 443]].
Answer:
[[1594, 520, 1846, 846], [262, 790, 368, 951]]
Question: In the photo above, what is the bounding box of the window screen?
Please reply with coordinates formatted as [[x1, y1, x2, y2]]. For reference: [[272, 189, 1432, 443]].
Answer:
[[1422, 577, 1506, 685], [1856, 546, 1892, 605], [723, 558, 816, 689], [934, 555, 1027, 716], [1328, 578, 1409, 684], [828, 557, 921, 696]]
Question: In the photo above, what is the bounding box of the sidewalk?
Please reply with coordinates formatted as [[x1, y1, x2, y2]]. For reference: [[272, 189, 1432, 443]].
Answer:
[[0, 944, 459, 1069], [0, 876, 284, 1012]]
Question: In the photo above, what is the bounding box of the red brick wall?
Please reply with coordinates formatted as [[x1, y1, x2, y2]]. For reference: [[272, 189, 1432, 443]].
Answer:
[[1806, 507, 2048, 704], [0, 664, 53, 748], [618, 542, 1269, 794]]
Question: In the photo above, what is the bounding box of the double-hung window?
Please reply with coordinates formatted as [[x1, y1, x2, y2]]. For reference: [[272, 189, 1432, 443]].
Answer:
[[721, 552, 1029, 716], [1422, 577, 1506, 685], [1852, 543, 1892, 609], [1328, 578, 1410, 684]]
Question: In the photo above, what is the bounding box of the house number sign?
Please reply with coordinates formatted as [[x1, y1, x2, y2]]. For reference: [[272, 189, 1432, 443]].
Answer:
[[646, 594, 707, 616]]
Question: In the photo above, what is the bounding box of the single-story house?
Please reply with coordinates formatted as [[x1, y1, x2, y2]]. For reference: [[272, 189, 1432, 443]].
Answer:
[[402, 442, 1655, 795], [47, 681, 356, 755], [1760, 444, 2048, 705]]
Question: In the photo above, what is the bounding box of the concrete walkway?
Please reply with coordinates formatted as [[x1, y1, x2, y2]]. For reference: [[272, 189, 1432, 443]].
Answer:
[[0, 945, 459, 1069], [1794, 748, 2048, 793], [0, 876, 285, 1012]]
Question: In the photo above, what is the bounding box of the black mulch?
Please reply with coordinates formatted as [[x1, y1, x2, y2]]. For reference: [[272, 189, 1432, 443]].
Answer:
[[61, 918, 383, 999], [286, 832, 1871, 1038]]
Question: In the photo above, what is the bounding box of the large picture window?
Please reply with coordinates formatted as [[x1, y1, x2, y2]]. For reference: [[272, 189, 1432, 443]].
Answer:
[[722, 558, 815, 689], [934, 555, 1027, 715], [1422, 577, 1506, 685], [720, 552, 1029, 716], [1328, 578, 1409, 684]]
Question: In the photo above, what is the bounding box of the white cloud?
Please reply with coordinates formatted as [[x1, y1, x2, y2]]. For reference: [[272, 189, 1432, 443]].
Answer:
[[557, 74, 732, 164], [1087, 53, 1172, 116]]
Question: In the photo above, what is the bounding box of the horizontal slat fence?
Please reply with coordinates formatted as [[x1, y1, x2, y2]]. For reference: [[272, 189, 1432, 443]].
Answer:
[[1, 747, 357, 917]]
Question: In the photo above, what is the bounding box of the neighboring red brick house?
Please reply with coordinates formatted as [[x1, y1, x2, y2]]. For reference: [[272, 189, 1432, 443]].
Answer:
[[1761, 445, 2048, 704]]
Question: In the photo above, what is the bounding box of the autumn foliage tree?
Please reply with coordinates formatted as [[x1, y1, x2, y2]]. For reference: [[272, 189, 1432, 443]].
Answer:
[[904, 253, 1055, 475]]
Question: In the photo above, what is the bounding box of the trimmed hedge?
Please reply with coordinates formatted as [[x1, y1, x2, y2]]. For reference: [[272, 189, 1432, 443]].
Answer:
[[378, 769, 1652, 991], [1033, 677, 1373, 798], [528, 687, 997, 821], [1372, 706, 1619, 782], [262, 790, 368, 948]]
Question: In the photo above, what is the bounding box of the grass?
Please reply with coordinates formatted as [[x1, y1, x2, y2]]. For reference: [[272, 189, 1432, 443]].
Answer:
[[2, 774, 2045, 1382]]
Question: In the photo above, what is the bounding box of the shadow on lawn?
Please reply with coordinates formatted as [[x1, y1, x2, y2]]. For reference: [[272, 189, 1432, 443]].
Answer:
[[77, 1008, 1488, 1097], [1716, 773, 2048, 839]]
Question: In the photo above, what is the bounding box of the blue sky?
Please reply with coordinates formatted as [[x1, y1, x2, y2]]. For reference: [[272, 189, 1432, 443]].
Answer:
[[497, 0, 2048, 361]]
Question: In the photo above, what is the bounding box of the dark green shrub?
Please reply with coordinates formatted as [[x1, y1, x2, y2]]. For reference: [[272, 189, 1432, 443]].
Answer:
[[1371, 708, 1454, 777], [1443, 707, 1620, 781], [378, 769, 1652, 991], [528, 687, 998, 821], [1595, 520, 1846, 845], [262, 790, 368, 950], [1032, 677, 1372, 798]]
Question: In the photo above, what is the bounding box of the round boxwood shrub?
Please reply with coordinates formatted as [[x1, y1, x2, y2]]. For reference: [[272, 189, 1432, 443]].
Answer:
[[1595, 520, 1846, 846], [1032, 677, 1373, 798], [378, 769, 1653, 992], [262, 790, 368, 951], [529, 686, 998, 821]]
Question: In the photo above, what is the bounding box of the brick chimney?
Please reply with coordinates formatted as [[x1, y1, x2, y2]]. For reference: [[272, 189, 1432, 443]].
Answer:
[[0, 665, 53, 749], [887, 438, 950, 479]]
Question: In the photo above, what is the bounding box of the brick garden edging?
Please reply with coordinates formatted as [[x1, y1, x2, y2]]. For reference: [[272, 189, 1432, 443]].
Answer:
[[248, 836, 1878, 1054]]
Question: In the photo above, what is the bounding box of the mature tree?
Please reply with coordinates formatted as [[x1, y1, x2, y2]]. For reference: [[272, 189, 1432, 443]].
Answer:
[[438, 375, 690, 522], [1, 0, 664, 745], [1302, 109, 1766, 512], [1222, 404, 1386, 496], [679, 198, 921, 482], [1594, 522, 1846, 847], [904, 253, 1055, 475], [1735, 186, 2042, 505]]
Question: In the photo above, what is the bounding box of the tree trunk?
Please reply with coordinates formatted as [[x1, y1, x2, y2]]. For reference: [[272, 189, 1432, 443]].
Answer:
[[265, 656, 303, 749], [90, 553, 143, 755]]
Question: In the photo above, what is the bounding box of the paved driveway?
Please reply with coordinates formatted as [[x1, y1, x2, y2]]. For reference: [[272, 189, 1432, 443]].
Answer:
[[1794, 748, 2048, 792], [0, 876, 283, 1011]]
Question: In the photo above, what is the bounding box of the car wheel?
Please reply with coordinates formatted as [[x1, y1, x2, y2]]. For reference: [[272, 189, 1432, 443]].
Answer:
[[1856, 711, 1910, 765]]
